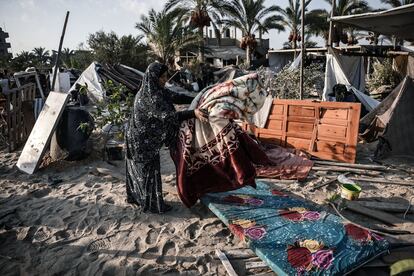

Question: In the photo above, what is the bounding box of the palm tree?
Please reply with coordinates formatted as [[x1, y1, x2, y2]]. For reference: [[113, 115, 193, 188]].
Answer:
[[61, 48, 75, 68], [11, 51, 35, 71], [32, 47, 50, 66], [276, 0, 312, 50], [165, 0, 228, 62], [220, 0, 284, 67], [136, 8, 199, 66], [118, 34, 146, 66], [307, 0, 370, 46], [307, 9, 330, 45], [380, 0, 414, 7]]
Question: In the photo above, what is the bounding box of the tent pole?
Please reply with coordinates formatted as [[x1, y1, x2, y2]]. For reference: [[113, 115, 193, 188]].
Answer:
[[299, 0, 305, 100], [51, 11, 70, 92], [328, 0, 336, 47]]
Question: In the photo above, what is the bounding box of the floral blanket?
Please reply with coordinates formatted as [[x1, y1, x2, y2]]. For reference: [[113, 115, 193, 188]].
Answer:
[[201, 181, 389, 276], [171, 73, 271, 207]]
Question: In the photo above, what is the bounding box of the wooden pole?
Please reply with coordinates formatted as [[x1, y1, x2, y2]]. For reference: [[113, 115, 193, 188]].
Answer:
[[328, 0, 336, 47], [51, 11, 70, 92], [299, 0, 305, 100]]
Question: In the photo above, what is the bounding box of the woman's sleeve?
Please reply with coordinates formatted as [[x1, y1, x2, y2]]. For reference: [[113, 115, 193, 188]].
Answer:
[[167, 89, 195, 104], [176, 110, 195, 122]]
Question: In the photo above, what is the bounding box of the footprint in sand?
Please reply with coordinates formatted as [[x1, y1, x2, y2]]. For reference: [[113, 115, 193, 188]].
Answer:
[[184, 221, 201, 240], [202, 219, 222, 229], [145, 228, 159, 245], [32, 226, 51, 242], [87, 237, 111, 252], [105, 197, 115, 204], [96, 221, 116, 235], [142, 246, 158, 260], [32, 188, 51, 198], [156, 241, 177, 265], [213, 228, 231, 238], [84, 182, 94, 188], [54, 230, 70, 240]]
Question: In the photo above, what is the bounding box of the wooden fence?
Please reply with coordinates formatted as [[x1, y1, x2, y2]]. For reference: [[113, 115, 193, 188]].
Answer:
[[2, 83, 36, 152]]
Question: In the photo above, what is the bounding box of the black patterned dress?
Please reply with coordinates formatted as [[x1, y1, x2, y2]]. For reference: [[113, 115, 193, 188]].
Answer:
[[125, 62, 194, 213]]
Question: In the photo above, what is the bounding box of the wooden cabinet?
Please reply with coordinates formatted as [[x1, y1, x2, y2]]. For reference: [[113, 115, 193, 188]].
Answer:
[[244, 99, 361, 163]]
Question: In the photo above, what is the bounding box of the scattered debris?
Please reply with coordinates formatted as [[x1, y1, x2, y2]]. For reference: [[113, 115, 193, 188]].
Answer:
[[215, 249, 238, 276]]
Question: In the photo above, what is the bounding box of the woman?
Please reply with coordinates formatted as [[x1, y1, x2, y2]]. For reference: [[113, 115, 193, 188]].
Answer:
[[125, 62, 208, 214]]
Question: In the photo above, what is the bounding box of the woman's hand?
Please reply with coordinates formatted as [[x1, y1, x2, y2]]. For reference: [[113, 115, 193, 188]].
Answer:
[[194, 108, 209, 123]]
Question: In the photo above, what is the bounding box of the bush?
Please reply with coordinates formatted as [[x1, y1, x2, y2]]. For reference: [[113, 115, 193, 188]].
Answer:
[[367, 59, 401, 91], [93, 80, 134, 139], [259, 62, 324, 99]]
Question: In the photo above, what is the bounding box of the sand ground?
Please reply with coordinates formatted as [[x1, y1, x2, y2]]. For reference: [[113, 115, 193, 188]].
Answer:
[[1, 140, 414, 275]]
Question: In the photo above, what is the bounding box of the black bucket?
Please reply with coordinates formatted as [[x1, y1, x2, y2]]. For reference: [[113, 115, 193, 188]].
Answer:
[[56, 106, 94, 161]]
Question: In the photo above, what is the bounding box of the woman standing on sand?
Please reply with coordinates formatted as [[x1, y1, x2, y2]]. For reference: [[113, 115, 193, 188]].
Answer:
[[125, 62, 208, 214]]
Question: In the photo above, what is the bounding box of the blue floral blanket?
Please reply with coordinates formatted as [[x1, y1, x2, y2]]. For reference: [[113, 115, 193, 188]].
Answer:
[[201, 181, 389, 276]]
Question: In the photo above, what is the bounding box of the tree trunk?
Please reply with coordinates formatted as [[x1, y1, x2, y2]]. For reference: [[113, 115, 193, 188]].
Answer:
[[198, 26, 205, 62], [246, 46, 251, 68]]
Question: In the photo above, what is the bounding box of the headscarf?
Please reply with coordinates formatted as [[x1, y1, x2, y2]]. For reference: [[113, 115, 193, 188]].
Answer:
[[126, 62, 180, 161]]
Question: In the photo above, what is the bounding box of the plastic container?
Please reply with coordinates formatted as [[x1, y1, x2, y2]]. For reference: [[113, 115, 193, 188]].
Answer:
[[340, 183, 362, 200], [55, 106, 94, 161]]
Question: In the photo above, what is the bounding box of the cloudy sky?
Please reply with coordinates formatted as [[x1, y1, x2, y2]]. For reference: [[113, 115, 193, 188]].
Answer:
[[1, 0, 386, 55]]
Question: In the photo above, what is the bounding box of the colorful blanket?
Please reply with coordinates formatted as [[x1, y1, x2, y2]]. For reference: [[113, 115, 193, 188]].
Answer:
[[201, 181, 389, 276], [171, 73, 313, 207], [171, 73, 271, 207]]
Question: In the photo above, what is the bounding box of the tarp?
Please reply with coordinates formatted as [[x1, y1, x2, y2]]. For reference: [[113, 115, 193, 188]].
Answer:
[[331, 4, 414, 40], [288, 52, 302, 71], [68, 62, 105, 104], [323, 51, 379, 111], [360, 76, 414, 158], [268, 51, 294, 73], [205, 46, 246, 60]]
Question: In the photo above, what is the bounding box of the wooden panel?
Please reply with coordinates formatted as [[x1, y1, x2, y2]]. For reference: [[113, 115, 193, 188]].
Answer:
[[322, 109, 348, 120], [257, 133, 283, 145], [248, 99, 361, 163], [265, 119, 283, 130], [318, 125, 347, 138], [271, 104, 284, 115], [287, 121, 314, 133], [315, 141, 345, 154], [288, 105, 315, 117], [17, 91, 69, 174], [286, 137, 310, 150]]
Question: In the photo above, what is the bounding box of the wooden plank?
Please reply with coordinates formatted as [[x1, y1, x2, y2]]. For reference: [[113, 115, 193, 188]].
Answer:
[[246, 261, 268, 270], [314, 160, 387, 170], [349, 177, 414, 187], [345, 201, 406, 226], [16, 91, 69, 174], [216, 249, 238, 276], [311, 166, 382, 176], [356, 201, 414, 213]]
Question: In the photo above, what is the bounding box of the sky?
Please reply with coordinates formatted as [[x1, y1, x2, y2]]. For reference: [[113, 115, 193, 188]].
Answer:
[[1, 0, 386, 56]]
